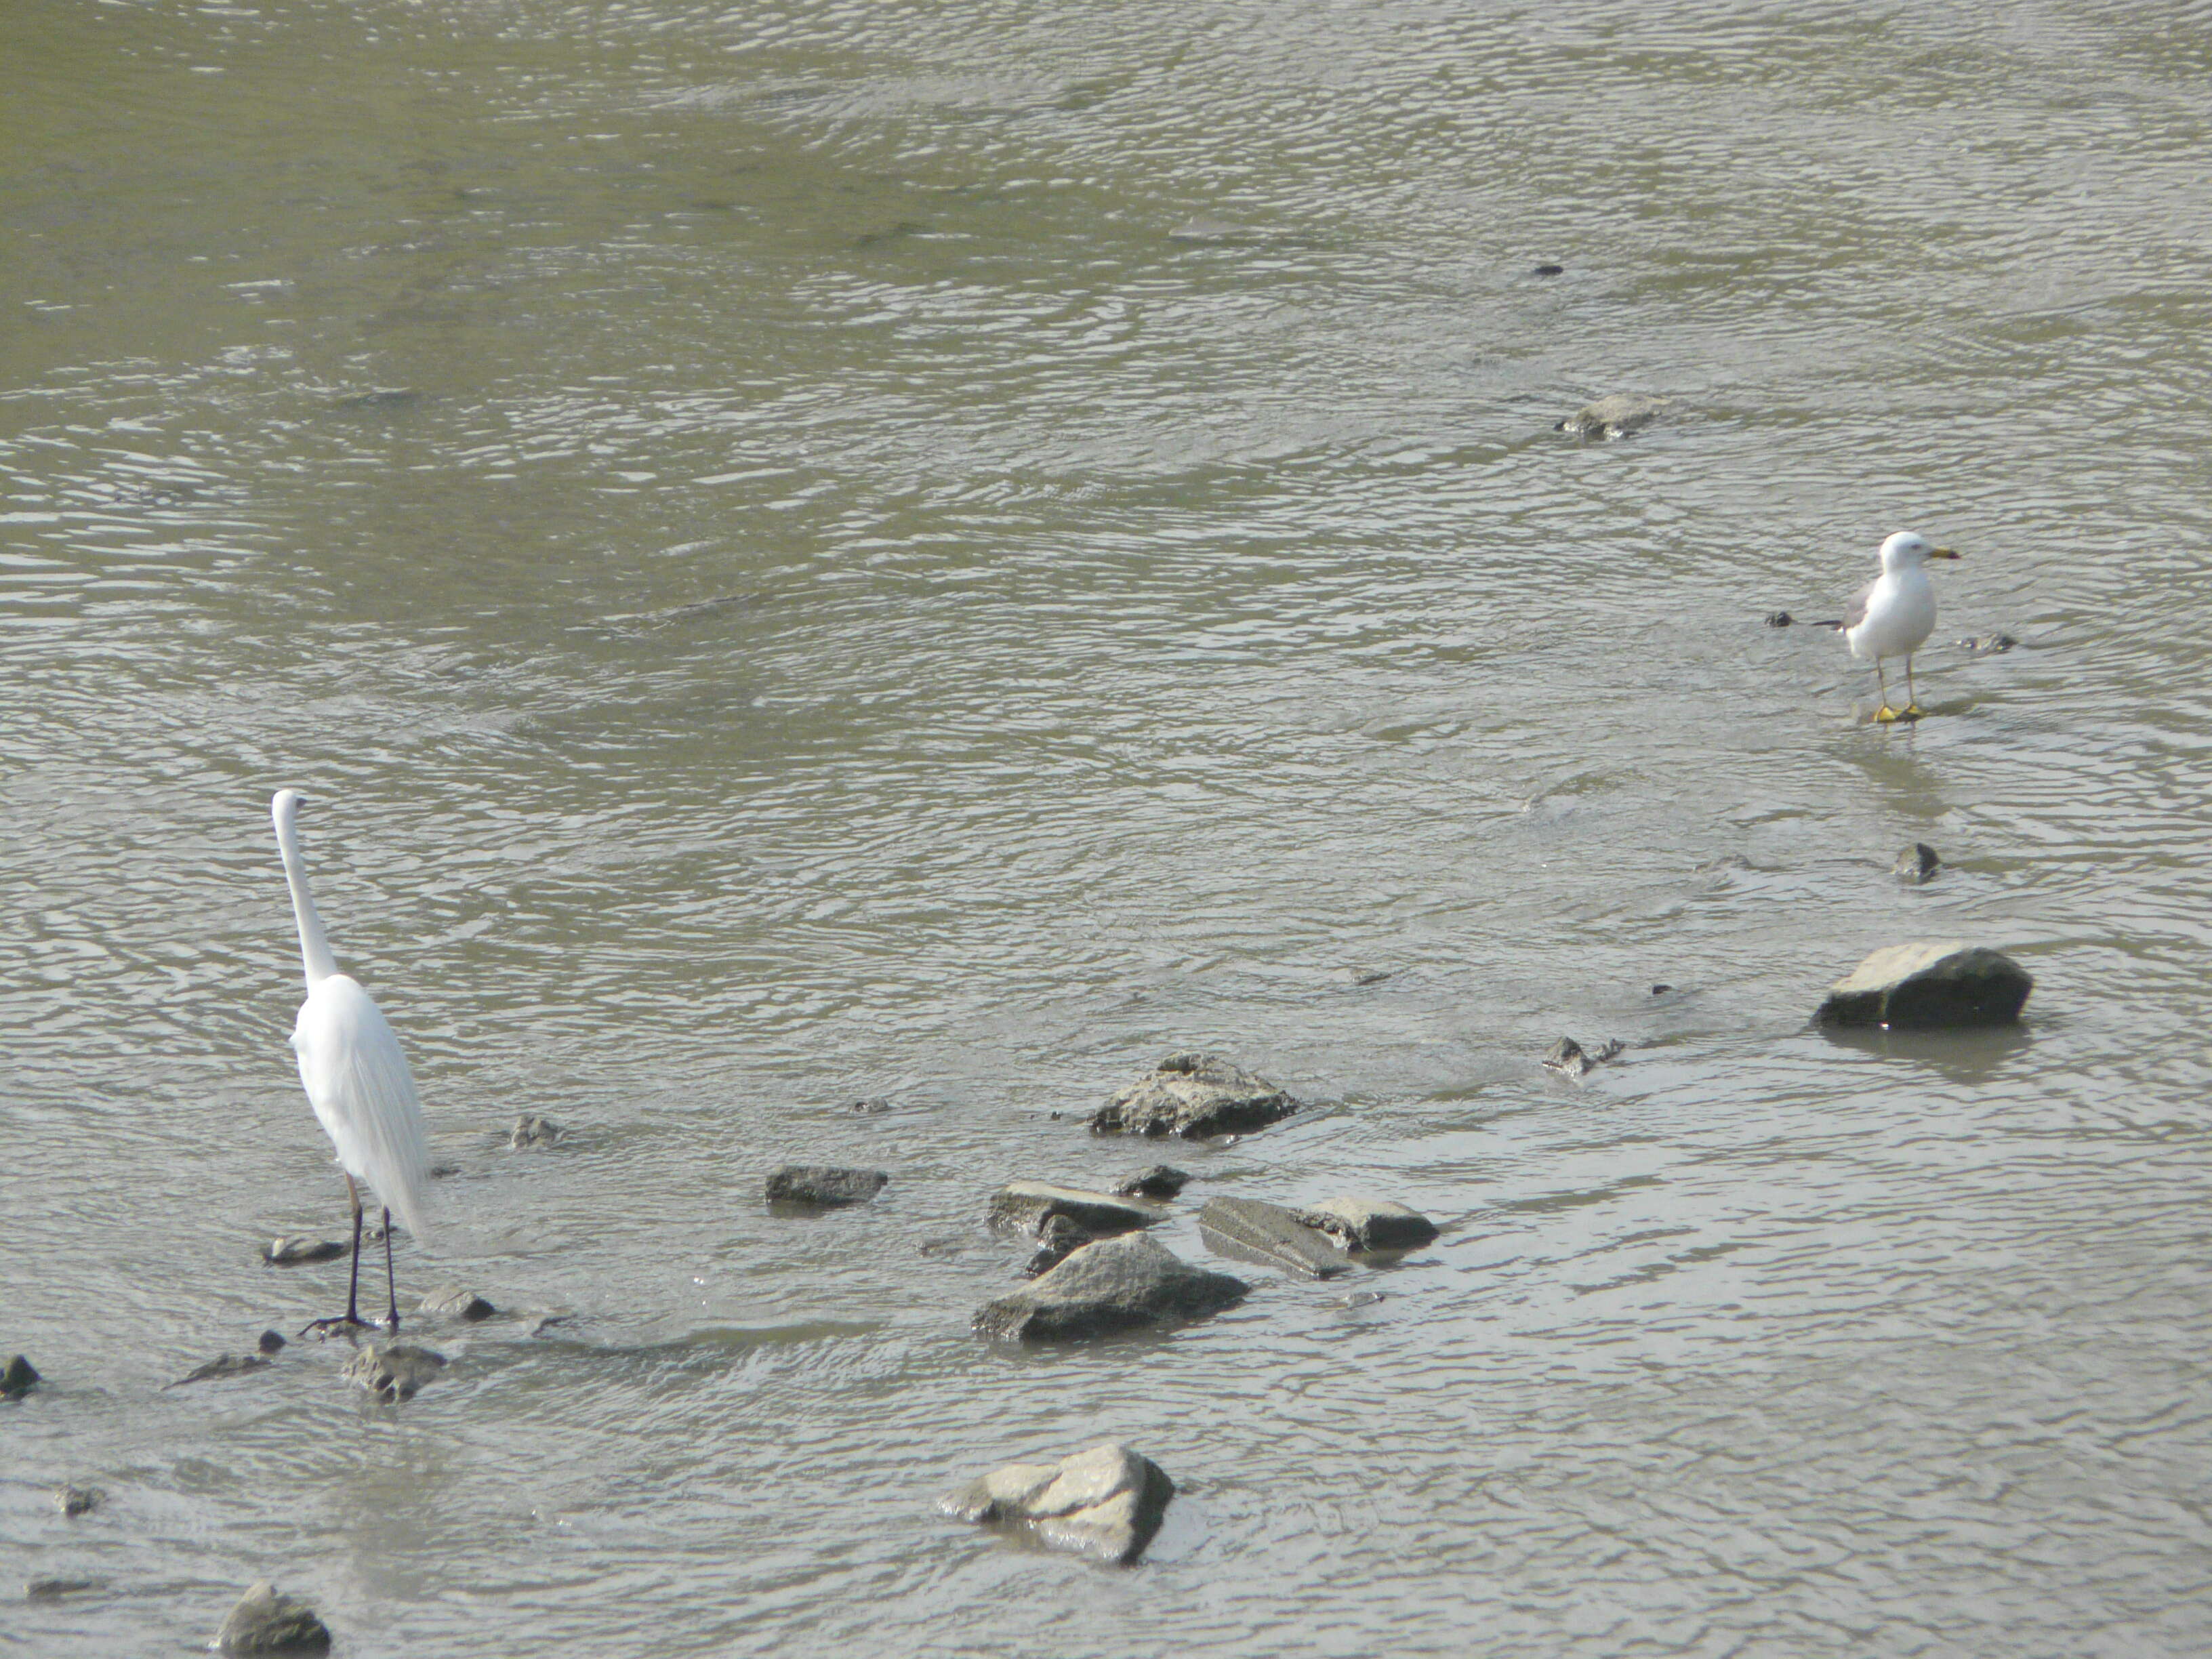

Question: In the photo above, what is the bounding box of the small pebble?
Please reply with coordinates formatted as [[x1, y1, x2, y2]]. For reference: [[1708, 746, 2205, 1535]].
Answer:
[[1651, 983, 1674, 996], [1765, 611, 1793, 627], [1533, 262, 1564, 276], [509, 1114, 562, 1148], [263, 1237, 345, 1266], [1894, 842, 1941, 884], [848, 1096, 893, 1114], [54, 1484, 101, 1517]]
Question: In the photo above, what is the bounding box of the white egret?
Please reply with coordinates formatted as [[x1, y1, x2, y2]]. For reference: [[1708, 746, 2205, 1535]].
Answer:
[[270, 789, 434, 1336], [1821, 530, 1961, 722]]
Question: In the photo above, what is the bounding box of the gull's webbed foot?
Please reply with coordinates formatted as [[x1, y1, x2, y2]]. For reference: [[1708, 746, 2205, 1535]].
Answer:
[[1872, 705, 1902, 724], [1902, 702, 1926, 718]]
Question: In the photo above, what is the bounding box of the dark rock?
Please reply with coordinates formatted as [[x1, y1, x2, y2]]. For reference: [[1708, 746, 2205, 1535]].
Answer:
[[418, 1285, 497, 1322], [1196, 1196, 1347, 1279], [54, 1484, 101, 1517], [508, 1114, 562, 1148], [2, 1355, 39, 1396], [1895, 842, 1941, 884], [987, 1181, 1162, 1238], [765, 1166, 888, 1207], [258, 1330, 287, 1355], [1113, 1165, 1191, 1200], [848, 1097, 893, 1113], [1544, 1036, 1624, 1078], [974, 1233, 1248, 1343], [1651, 983, 1674, 996], [215, 1581, 331, 1654], [1299, 1197, 1440, 1252], [1816, 941, 2032, 1029], [262, 1237, 346, 1266], [943, 1442, 1175, 1565], [1532, 262, 1565, 276], [1765, 611, 1793, 627], [1088, 1052, 1298, 1140], [1957, 632, 2018, 655], [26, 1576, 104, 1601], [1556, 392, 1667, 440], [342, 1343, 446, 1403], [169, 1353, 270, 1388], [1023, 1214, 1092, 1278]]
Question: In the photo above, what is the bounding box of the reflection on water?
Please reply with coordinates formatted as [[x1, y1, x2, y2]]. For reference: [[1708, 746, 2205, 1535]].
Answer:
[[5, 1, 2211, 1654]]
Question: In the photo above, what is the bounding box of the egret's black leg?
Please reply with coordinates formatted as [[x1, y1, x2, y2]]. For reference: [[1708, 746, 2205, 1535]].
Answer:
[[304, 1175, 375, 1339], [381, 1207, 400, 1333]]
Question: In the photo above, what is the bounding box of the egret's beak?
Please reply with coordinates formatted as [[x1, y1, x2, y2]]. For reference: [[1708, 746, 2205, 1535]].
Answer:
[[1931, 546, 1960, 560]]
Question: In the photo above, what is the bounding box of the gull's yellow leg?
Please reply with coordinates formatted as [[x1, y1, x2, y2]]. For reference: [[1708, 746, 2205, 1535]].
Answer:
[[1872, 660, 1900, 722], [1904, 655, 1923, 718]]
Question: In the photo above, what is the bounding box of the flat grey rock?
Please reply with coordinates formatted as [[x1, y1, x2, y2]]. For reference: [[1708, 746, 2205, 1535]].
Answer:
[[216, 1581, 331, 1654], [1816, 941, 2032, 1029], [418, 1285, 497, 1322], [1544, 1036, 1623, 1078], [54, 1483, 101, 1517], [1557, 392, 1668, 440], [1300, 1197, 1439, 1252], [262, 1237, 346, 1265], [975, 1233, 1248, 1343], [169, 1353, 270, 1388], [1197, 1196, 1348, 1279], [765, 1165, 888, 1207], [1113, 1164, 1191, 1200], [943, 1442, 1175, 1565], [988, 1181, 1162, 1238], [342, 1343, 446, 1403], [509, 1114, 562, 1148], [1088, 1052, 1298, 1140], [1894, 842, 1941, 884], [2, 1354, 39, 1396]]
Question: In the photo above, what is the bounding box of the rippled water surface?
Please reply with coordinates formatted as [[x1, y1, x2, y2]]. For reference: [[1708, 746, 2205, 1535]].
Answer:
[[6, 1, 2211, 1652]]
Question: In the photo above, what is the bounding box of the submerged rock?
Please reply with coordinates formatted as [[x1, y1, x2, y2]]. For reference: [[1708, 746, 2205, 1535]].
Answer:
[[1023, 1214, 1092, 1279], [418, 1285, 497, 1322], [943, 1442, 1176, 1565], [974, 1233, 1248, 1343], [1113, 1165, 1192, 1200], [1544, 1036, 1624, 1078], [342, 1343, 446, 1404], [1894, 842, 1941, 884], [987, 1181, 1162, 1238], [1957, 632, 2018, 655], [1197, 1196, 1347, 1279], [215, 1581, 331, 1654], [1088, 1052, 1298, 1140], [1300, 1197, 1440, 1252], [2, 1355, 39, 1396], [1816, 941, 2033, 1029], [1557, 392, 1668, 440], [508, 1114, 562, 1148], [1765, 611, 1793, 627], [54, 1483, 101, 1518], [26, 1576, 105, 1601], [169, 1353, 270, 1388], [262, 1237, 346, 1266], [258, 1330, 287, 1356], [765, 1166, 888, 1208]]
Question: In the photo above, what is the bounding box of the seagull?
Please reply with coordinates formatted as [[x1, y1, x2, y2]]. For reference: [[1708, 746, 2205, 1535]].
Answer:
[[270, 790, 434, 1336], [1819, 531, 1961, 722]]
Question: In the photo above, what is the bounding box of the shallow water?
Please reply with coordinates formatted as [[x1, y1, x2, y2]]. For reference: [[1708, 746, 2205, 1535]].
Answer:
[[5, 1, 2211, 1653]]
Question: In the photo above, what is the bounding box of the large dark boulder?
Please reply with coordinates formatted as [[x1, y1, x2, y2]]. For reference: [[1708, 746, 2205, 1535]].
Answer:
[[1816, 941, 2032, 1029], [974, 1233, 1248, 1343], [943, 1443, 1176, 1565], [1088, 1053, 1297, 1140]]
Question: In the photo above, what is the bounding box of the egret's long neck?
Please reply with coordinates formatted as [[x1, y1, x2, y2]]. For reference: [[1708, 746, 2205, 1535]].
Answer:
[[274, 811, 339, 987]]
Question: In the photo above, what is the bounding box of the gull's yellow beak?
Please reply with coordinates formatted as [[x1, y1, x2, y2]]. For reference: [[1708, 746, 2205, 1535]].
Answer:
[[1931, 546, 1961, 559]]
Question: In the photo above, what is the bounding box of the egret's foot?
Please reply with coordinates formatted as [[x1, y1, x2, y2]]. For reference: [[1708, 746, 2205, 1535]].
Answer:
[[302, 1313, 377, 1341], [1872, 705, 1902, 724]]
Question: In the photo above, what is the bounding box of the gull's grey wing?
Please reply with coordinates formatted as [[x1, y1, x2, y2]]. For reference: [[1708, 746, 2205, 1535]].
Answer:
[[1839, 581, 1874, 632]]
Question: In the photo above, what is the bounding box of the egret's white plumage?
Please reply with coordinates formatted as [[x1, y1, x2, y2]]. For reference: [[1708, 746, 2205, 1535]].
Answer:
[[271, 790, 432, 1315], [1836, 530, 1960, 720]]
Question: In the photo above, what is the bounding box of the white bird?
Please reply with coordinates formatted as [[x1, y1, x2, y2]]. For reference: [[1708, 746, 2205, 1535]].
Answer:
[[1824, 530, 1961, 722], [270, 789, 434, 1336]]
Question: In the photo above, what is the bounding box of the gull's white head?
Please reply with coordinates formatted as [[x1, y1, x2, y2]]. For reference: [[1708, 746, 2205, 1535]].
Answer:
[[1879, 531, 1960, 573], [271, 788, 307, 832]]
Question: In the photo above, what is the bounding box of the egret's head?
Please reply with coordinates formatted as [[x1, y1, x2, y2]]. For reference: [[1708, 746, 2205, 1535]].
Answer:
[[1881, 531, 1959, 573]]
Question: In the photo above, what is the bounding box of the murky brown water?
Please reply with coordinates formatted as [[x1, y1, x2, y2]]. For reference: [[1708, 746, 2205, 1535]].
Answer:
[[7, 1, 2211, 1652]]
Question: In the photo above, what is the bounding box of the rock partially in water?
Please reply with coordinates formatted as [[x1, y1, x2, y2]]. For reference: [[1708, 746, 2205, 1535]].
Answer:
[[342, 1343, 446, 1404], [974, 1233, 1249, 1343], [1556, 392, 1668, 440], [26, 1576, 105, 1601], [1543, 1036, 1624, 1078], [1532, 262, 1565, 276], [508, 1114, 562, 1148], [1197, 1196, 1347, 1279], [1023, 1214, 1092, 1278], [987, 1181, 1162, 1238], [1765, 611, 1793, 627], [1088, 1052, 1298, 1140], [1816, 941, 2033, 1029], [418, 1285, 497, 1322], [258, 1330, 287, 1355], [1113, 1164, 1191, 1200], [2, 1354, 40, 1396], [1300, 1197, 1440, 1252], [54, 1483, 102, 1517], [169, 1353, 270, 1388], [1895, 842, 1942, 884], [262, 1237, 346, 1266], [765, 1166, 888, 1207], [847, 1096, 893, 1114], [214, 1581, 331, 1654], [331, 386, 419, 411], [1957, 632, 2018, 655], [943, 1442, 1176, 1565]]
